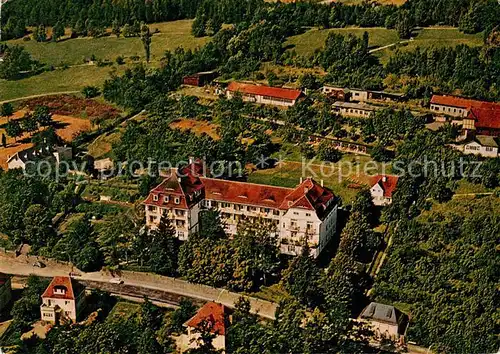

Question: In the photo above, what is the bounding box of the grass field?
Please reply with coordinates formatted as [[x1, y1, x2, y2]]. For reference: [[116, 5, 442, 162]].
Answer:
[[286, 26, 483, 62], [107, 301, 141, 323], [0, 65, 128, 101], [8, 20, 208, 66]]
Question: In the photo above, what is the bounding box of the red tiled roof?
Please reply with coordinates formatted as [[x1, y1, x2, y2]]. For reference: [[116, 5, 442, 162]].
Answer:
[[280, 178, 335, 217], [41, 276, 82, 300], [185, 302, 229, 335], [431, 95, 500, 110], [227, 82, 302, 101], [200, 177, 293, 209], [467, 107, 500, 131], [371, 175, 399, 198]]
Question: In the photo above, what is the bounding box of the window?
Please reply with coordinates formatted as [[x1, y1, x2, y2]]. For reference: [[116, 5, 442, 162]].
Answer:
[[148, 206, 156, 212], [306, 213, 311, 217], [307, 222, 313, 230], [291, 219, 297, 228], [293, 211, 299, 215], [174, 197, 180, 204], [287, 245, 295, 253], [486, 147, 493, 152], [163, 196, 169, 203], [273, 210, 280, 216], [153, 195, 158, 201], [178, 231, 184, 238]]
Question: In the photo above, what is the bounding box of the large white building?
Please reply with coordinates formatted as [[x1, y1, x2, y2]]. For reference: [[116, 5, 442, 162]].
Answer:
[[143, 162, 338, 258], [226, 82, 302, 107], [40, 276, 86, 324]]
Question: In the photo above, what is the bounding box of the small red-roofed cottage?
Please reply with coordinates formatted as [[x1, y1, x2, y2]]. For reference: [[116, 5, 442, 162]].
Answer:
[[40, 276, 86, 324], [226, 82, 302, 107], [370, 175, 399, 206], [183, 302, 230, 352]]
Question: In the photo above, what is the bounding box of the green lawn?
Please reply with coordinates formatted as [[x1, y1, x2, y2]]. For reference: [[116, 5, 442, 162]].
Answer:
[[0, 65, 126, 101], [107, 301, 141, 323], [286, 26, 484, 62], [285, 27, 399, 56], [8, 20, 208, 66]]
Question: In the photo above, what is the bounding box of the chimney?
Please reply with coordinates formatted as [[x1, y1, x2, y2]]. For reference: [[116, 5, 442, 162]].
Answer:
[[382, 176, 387, 183], [321, 179, 324, 187], [188, 156, 194, 164], [299, 177, 303, 184]]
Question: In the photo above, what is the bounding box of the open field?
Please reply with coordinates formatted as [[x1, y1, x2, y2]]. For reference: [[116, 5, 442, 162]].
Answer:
[[8, 20, 208, 67], [0, 65, 127, 101], [106, 301, 141, 323], [0, 109, 92, 169], [286, 26, 483, 62]]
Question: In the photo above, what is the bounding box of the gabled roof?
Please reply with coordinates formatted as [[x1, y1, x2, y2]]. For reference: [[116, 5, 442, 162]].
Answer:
[[371, 175, 399, 198], [430, 95, 490, 109], [360, 302, 400, 326], [7, 146, 51, 164], [41, 276, 84, 300], [467, 107, 500, 131], [280, 178, 335, 218], [185, 302, 229, 335], [227, 82, 302, 101], [475, 135, 498, 148]]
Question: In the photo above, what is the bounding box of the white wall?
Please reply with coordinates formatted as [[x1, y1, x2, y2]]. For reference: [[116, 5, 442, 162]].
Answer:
[[430, 104, 468, 117]]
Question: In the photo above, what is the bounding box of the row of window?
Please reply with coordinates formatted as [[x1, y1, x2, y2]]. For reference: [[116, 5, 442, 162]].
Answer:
[[208, 201, 281, 215], [152, 194, 181, 205], [431, 105, 464, 115]]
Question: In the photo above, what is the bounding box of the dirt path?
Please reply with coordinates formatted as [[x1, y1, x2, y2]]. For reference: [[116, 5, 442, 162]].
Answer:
[[0, 91, 80, 105]]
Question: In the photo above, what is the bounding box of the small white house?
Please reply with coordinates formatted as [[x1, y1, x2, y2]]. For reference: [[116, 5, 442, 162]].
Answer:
[[370, 175, 399, 206], [40, 276, 85, 324], [462, 135, 498, 158], [332, 101, 378, 118], [7, 146, 72, 171]]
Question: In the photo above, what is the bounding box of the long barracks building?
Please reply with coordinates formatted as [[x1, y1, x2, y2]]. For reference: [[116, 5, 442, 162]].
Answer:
[[143, 162, 338, 258]]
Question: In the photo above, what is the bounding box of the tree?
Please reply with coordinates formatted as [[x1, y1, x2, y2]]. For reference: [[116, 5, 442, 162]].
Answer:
[[185, 320, 222, 354], [395, 9, 414, 39], [52, 21, 65, 42], [148, 214, 179, 276], [33, 105, 53, 127], [112, 20, 121, 38], [0, 103, 14, 117], [141, 25, 152, 63], [140, 297, 162, 330], [351, 189, 376, 226], [5, 119, 22, 142], [317, 140, 342, 162], [33, 25, 47, 42], [191, 12, 206, 37], [0, 45, 32, 80], [11, 276, 50, 329], [82, 86, 101, 98], [282, 242, 323, 308], [170, 299, 197, 333], [23, 204, 56, 249], [338, 211, 380, 263], [20, 112, 37, 134]]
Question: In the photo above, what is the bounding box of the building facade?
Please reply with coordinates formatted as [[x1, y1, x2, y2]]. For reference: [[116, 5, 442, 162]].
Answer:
[[40, 277, 86, 324], [226, 82, 302, 107], [453, 135, 499, 158], [0, 273, 12, 312], [144, 163, 338, 258], [7, 146, 72, 171], [332, 101, 377, 118], [370, 175, 399, 206], [182, 71, 218, 87]]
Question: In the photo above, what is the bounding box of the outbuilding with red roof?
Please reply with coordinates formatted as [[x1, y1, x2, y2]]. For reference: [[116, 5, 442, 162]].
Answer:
[[226, 81, 302, 107], [370, 175, 399, 206], [40, 276, 86, 324]]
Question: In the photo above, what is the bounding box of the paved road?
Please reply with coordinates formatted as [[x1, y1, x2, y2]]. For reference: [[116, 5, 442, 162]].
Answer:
[[0, 253, 278, 320]]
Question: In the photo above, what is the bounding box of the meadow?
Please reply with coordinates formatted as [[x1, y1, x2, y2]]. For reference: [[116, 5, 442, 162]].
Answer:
[[7, 20, 208, 67], [285, 26, 484, 63]]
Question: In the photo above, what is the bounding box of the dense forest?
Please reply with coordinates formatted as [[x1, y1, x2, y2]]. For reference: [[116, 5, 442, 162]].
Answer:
[[2, 0, 499, 40], [374, 197, 499, 353]]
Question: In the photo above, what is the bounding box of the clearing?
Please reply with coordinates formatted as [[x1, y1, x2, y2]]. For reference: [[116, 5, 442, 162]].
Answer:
[[8, 20, 208, 67], [106, 301, 141, 323], [286, 26, 483, 63]]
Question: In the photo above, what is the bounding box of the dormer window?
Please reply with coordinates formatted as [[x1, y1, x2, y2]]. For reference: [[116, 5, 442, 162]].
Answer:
[[153, 195, 158, 202], [164, 196, 169, 203], [175, 197, 180, 204], [54, 285, 67, 295]]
